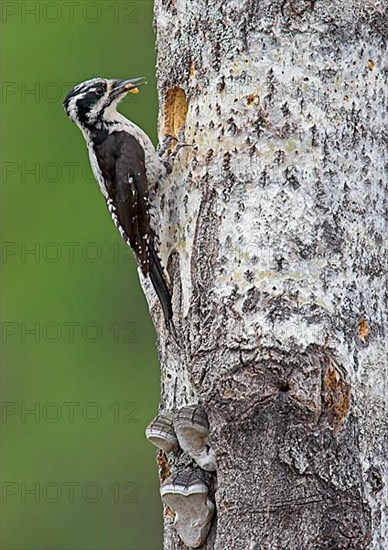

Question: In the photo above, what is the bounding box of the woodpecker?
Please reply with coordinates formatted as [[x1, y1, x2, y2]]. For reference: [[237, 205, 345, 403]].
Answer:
[[63, 77, 172, 321]]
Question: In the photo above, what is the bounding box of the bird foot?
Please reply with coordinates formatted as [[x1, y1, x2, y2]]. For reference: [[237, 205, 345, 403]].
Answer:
[[158, 128, 192, 173], [157, 134, 176, 157]]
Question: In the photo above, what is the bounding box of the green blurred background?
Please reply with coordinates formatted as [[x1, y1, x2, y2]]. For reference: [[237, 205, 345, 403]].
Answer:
[[1, 2, 163, 548]]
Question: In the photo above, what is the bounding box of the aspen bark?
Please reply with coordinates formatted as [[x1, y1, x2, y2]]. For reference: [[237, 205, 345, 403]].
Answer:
[[144, 1, 388, 548]]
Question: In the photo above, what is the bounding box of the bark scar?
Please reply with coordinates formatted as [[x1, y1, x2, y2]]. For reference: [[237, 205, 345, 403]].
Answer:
[[157, 450, 175, 520], [163, 87, 188, 139], [157, 449, 172, 482], [322, 357, 350, 431], [357, 318, 369, 342]]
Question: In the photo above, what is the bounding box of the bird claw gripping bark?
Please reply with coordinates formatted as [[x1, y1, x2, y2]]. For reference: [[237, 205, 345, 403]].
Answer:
[[158, 127, 192, 173]]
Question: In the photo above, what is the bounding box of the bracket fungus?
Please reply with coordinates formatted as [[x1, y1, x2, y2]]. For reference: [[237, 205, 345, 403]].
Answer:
[[145, 414, 179, 453], [174, 405, 217, 471], [160, 468, 215, 548]]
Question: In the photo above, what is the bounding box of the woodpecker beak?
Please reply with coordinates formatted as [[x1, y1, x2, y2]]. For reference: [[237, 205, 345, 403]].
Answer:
[[111, 78, 147, 98]]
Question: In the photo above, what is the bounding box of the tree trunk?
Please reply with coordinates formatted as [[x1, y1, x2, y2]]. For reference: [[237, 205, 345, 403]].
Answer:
[[144, 1, 387, 548]]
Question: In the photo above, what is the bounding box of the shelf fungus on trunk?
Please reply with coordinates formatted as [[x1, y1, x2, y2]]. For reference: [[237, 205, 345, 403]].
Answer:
[[174, 405, 217, 472], [160, 468, 215, 549], [145, 414, 179, 453]]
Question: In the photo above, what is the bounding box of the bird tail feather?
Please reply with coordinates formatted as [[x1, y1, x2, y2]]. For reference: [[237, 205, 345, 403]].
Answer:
[[149, 247, 172, 323]]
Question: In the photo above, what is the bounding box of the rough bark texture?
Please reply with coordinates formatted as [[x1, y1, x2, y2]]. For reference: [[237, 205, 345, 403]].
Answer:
[[144, 1, 387, 548]]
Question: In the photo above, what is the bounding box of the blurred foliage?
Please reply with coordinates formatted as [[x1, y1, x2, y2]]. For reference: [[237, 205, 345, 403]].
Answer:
[[1, 2, 163, 548]]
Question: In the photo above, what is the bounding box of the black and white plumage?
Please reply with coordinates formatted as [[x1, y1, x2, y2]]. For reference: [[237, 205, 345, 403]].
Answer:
[[63, 77, 172, 321]]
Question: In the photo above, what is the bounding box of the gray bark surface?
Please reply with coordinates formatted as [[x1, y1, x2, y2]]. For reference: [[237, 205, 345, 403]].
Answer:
[[144, 1, 388, 548]]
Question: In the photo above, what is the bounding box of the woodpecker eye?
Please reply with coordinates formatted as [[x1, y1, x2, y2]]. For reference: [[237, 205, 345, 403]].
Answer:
[[95, 87, 105, 96]]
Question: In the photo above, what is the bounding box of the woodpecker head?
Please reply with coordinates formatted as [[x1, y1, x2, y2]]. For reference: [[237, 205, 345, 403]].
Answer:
[[63, 77, 146, 130]]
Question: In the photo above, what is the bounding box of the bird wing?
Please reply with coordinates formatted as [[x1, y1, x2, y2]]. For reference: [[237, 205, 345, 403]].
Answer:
[[94, 130, 172, 320], [94, 131, 151, 274]]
